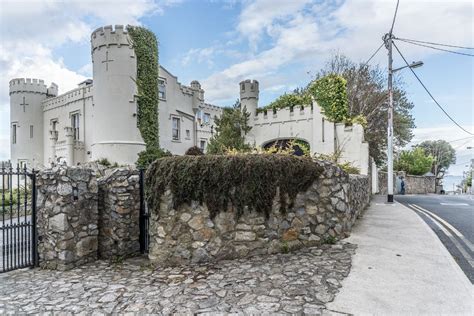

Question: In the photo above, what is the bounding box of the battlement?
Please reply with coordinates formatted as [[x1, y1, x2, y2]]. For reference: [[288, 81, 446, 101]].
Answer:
[[91, 24, 131, 52], [9, 78, 48, 95], [240, 79, 259, 100], [253, 104, 313, 124]]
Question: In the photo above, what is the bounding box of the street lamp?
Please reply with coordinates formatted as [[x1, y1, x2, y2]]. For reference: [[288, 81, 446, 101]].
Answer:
[[384, 32, 423, 202]]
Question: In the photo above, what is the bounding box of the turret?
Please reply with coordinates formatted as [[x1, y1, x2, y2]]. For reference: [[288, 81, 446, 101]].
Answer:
[[9, 78, 49, 169], [47, 82, 58, 97], [190, 80, 204, 110], [239, 79, 259, 120], [90, 25, 145, 165]]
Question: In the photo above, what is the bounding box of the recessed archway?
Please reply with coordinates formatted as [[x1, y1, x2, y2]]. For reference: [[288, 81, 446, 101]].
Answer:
[[262, 138, 310, 156]]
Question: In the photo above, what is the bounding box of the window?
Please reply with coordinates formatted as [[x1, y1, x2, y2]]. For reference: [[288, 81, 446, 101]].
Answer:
[[158, 79, 166, 100], [200, 140, 206, 151], [71, 112, 80, 140], [172, 117, 180, 140], [51, 119, 58, 131], [185, 129, 190, 139], [203, 113, 211, 124], [12, 124, 17, 144], [30, 125, 33, 138]]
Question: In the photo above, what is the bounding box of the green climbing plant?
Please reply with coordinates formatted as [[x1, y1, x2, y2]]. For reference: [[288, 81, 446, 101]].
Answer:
[[308, 74, 349, 122], [127, 25, 159, 148]]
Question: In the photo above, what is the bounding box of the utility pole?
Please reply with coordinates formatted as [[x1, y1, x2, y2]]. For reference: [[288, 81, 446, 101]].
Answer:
[[384, 32, 395, 203]]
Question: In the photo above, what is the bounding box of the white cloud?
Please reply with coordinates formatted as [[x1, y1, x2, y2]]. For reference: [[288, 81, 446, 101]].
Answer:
[[0, 0, 170, 161], [201, 0, 473, 103]]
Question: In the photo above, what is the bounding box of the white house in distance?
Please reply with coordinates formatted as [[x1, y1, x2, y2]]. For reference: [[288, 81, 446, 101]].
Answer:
[[9, 24, 371, 175]]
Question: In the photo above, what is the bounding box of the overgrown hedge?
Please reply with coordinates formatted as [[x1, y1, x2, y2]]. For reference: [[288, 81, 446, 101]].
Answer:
[[145, 155, 324, 218], [127, 25, 159, 148]]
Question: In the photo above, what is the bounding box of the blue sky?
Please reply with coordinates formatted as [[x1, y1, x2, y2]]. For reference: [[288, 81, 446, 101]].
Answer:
[[0, 0, 472, 175]]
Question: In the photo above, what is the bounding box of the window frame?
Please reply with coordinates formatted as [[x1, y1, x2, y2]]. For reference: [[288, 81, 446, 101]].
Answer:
[[70, 111, 80, 141], [158, 78, 166, 100], [172, 116, 180, 141], [12, 123, 17, 144]]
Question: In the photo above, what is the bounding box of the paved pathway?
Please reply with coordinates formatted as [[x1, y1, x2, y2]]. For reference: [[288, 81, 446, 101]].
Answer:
[[0, 243, 355, 314]]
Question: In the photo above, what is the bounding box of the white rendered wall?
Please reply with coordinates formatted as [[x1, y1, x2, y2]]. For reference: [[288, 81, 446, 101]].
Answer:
[[158, 66, 221, 154], [9, 78, 48, 169], [91, 25, 144, 165], [42, 85, 93, 166]]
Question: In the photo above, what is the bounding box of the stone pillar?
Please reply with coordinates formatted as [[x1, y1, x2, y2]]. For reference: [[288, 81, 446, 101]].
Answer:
[[64, 126, 74, 166], [97, 167, 141, 259], [37, 166, 98, 270]]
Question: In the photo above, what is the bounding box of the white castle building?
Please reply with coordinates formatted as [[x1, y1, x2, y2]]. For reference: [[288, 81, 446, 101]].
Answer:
[[9, 25, 371, 175]]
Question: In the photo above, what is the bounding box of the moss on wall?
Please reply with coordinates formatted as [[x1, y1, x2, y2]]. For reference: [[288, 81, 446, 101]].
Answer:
[[145, 155, 324, 219]]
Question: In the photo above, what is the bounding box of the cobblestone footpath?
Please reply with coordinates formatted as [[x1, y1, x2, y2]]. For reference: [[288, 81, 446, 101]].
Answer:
[[0, 243, 355, 314]]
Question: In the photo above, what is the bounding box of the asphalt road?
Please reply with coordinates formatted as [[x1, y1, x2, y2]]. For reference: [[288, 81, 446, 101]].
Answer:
[[395, 194, 474, 283]]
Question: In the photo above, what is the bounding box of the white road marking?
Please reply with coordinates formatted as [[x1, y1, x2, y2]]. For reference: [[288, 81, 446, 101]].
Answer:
[[409, 204, 474, 269], [412, 204, 474, 252], [440, 203, 469, 206]]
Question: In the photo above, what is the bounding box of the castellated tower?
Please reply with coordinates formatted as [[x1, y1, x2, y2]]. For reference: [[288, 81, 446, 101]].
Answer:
[[9, 78, 51, 169], [239, 79, 259, 121], [90, 25, 145, 164]]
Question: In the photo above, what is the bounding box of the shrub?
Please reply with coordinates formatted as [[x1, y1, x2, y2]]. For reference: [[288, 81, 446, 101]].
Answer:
[[145, 154, 324, 219], [185, 146, 204, 156], [136, 146, 171, 169]]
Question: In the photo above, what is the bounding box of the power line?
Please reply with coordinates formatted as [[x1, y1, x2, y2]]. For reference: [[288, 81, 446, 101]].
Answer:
[[395, 37, 474, 50], [392, 42, 474, 136], [446, 136, 474, 144], [363, 42, 384, 66], [396, 38, 474, 57], [389, 0, 400, 35]]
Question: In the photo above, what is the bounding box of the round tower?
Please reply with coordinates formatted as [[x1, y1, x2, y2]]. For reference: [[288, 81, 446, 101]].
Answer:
[[9, 78, 48, 169], [239, 79, 259, 119], [90, 25, 145, 165]]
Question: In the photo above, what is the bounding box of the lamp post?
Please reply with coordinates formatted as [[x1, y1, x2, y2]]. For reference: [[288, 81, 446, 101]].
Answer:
[[384, 32, 423, 202]]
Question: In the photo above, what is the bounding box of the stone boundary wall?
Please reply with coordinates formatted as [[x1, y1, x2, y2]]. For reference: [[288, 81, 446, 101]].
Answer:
[[148, 161, 370, 267], [37, 167, 98, 270], [378, 171, 435, 195], [97, 168, 141, 259]]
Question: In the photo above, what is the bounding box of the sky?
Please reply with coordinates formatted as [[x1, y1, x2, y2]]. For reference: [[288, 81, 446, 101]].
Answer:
[[0, 0, 472, 175]]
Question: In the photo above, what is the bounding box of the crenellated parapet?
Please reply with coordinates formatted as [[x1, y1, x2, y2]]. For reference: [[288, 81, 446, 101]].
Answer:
[[240, 79, 259, 100], [91, 25, 131, 52], [9, 78, 48, 95], [253, 104, 313, 125]]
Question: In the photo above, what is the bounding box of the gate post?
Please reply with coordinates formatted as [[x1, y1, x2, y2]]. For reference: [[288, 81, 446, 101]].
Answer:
[[139, 168, 146, 253], [31, 170, 38, 267]]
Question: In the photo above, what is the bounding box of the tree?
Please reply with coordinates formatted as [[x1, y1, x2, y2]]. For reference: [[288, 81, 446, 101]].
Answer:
[[417, 140, 456, 180], [307, 74, 349, 122], [394, 147, 434, 175], [311, 54, 415, 165], [207, 100, 252, 154]]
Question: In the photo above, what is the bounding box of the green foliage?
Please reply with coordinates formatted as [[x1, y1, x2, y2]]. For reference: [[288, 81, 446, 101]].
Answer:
[[394, 148, 434, 175], [280, 241, 290, 253], [185, 146, 204, 156], [1, 186, 31, 211], [324, 236, 337, 245], [258, 93, 311, 113], [466, 173, 472, 187], [344, 114, 368, 128], [308, 74, 349, 122], [417, 140, 456, 177], [136, 147, 171, 169], [263, 139, 311, 157], [127, 25, 159, 148], [338, 162, 361, 175], [207, 100, 252, 154], [312, 54, 415, 165], [145, 155, 324, 219]]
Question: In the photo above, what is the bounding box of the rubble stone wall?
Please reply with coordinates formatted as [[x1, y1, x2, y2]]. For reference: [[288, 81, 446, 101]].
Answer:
[[148, 161, 370, 267], [37, 167, 98, 270], [97, 168, 141, 259], [378, 171, 435, 195]]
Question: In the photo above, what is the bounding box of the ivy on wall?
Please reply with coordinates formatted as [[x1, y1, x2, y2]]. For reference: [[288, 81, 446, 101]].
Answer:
[[145, 155, 324, 219], [307, 74, 349, 123], [127, 25, 159, 148]]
